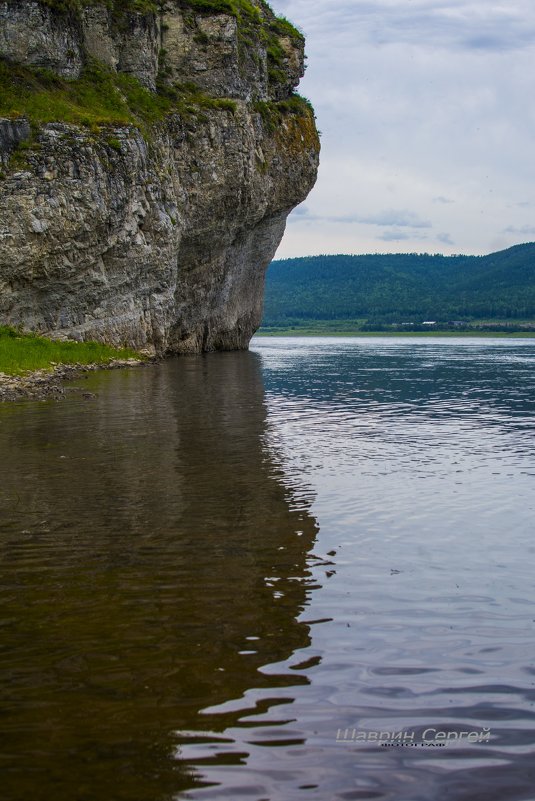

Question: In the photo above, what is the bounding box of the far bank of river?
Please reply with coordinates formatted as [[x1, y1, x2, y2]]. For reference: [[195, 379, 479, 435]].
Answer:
[[257, 329, 535, 338]]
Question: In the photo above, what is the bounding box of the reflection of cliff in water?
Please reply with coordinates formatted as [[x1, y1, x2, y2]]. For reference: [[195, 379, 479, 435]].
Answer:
[[0, 353, 319, 801]]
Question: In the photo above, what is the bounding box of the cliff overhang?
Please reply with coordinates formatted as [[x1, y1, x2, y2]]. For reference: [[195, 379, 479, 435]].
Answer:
[[0, 0, 319, 353]]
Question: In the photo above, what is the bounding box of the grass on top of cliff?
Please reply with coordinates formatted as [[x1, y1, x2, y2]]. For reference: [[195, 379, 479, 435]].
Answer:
[[0, 59, 176, 129], [178, 0, 303, 38], [38, 0, 303, 40], [0, 59, 239, 132], [0, 326, 140, 376]]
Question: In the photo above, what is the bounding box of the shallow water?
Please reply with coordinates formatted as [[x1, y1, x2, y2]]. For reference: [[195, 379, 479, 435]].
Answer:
[[1, 337, 535, 800]]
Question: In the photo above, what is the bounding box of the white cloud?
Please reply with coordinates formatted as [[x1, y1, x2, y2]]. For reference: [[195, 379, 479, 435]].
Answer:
[[503, 225, 535, 235], [269, 0, 535, 257], [362, 210, 432, 228], [273, 0, 535, 51], [378, 231, 418, 242], [289, 207, 432, 228]]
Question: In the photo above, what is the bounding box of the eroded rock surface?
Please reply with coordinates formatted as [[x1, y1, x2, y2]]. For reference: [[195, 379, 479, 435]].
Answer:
[[0, 0, 319, 353]]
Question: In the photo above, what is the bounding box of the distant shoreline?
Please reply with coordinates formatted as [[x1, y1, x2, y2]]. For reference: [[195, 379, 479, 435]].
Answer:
[[264, 246, 535, 331], [256, 330, 535, 338]]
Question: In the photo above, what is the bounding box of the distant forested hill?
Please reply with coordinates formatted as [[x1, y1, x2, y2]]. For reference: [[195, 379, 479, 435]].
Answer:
[[262, 242, 535, 329]]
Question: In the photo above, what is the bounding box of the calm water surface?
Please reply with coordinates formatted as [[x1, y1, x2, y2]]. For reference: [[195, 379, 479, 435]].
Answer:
[[1, 337, 535, 800]]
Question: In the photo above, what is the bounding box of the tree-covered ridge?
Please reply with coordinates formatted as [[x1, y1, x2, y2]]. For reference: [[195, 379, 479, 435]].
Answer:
[[263, 243, 535, 328]]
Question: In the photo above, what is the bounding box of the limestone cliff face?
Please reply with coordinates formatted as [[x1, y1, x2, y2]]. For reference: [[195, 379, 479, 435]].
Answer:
[[0, 0, 319, 352]]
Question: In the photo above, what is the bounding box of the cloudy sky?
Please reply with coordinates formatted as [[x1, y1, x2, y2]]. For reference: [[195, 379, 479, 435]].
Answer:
[[269, 0, 535, 258]]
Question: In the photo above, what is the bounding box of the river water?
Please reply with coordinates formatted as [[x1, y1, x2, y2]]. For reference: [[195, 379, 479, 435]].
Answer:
[[1, 336, 535, 801]]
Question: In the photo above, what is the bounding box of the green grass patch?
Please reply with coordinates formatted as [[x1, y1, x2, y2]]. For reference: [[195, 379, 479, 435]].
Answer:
[[253, 94, 314, 132], [172, 82, 237, 113], [177, 0, 258, 16], [0, 58, 239, 135], [39, 0, 159, 14], [0, 59, 165, 129], [269, 14, 303, 42], [0, 326, 140, 376]]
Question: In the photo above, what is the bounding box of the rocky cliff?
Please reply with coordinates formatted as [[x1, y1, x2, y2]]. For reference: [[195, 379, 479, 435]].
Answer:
[[0, 0, 319, 352]]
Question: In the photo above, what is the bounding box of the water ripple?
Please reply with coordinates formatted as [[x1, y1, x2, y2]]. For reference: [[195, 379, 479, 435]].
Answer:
[[1, 339, 534, 800]]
